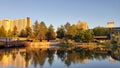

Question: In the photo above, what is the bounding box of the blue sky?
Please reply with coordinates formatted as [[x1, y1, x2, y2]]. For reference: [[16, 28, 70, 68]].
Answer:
[[0, 0, 120, 29]]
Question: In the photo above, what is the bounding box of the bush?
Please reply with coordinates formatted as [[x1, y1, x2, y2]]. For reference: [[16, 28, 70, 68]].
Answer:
[[59, 39, 73, 49], [97, 42, 111, 46], [117, 41, 120, 45]]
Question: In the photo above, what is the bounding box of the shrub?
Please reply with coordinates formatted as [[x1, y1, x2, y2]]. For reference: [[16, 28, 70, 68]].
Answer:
[[117, 41, 120, 45]]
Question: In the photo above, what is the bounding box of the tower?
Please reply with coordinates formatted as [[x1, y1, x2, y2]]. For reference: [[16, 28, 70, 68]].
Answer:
[[77, 21, 88, 30], [26, 17, 31, 27], [107, 22, 114, 28]]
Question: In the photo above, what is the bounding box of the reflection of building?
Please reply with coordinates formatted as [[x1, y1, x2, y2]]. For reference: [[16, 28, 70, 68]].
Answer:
[[0, 17, 31, 32], [77, 21, 88, 30], [0, 52, 30, 68]]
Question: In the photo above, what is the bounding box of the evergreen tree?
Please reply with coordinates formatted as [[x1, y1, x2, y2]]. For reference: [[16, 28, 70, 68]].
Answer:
[[7, 29, 13, 37], [33, 20, 39, 36], [64, 22, 71, 39], [12, 26, 18, 37], [37, 21, 47, 40], [64, 22, 71, 32], [46, 24, 56, 41], [0, 26, 6, 37], [56, 25, 65, 39], [19, 29, 27, 37], [26, 27, 33, 38]]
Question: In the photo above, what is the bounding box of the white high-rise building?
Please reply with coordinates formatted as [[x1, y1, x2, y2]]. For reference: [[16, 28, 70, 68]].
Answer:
[[0, 17, 31, 32]]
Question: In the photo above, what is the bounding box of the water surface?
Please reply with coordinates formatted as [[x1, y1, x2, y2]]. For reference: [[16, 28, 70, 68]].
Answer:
[[0, 47, 120, 68]]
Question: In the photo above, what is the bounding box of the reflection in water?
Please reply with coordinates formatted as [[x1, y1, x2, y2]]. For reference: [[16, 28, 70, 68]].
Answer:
[[0, 48, 28, 68], [110, 47, 120, 61], [0, 47, 120, 68]]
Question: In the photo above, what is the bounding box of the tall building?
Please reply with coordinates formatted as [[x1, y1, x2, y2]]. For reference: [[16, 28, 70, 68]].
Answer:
[[77, 21, 88, 30], [0, 17, 31, 32]]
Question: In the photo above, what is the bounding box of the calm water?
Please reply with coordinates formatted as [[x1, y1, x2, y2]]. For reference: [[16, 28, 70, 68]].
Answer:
[[0, 47, 120, 68]]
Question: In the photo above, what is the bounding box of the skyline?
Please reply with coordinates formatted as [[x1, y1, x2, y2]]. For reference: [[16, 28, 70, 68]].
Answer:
[[0, 0, 120, 29]]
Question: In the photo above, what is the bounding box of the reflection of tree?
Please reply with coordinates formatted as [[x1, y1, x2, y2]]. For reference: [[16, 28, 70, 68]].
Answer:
[[65, 50, 92, 66], [67, 51, 80, 64], [56, 49, 108, 67], [47, 50, 55, 66], [12, 53, 16, 61], [0, 53, 4, 61], [32, 50, 39, 67], [0, 48, 112, 68], [31, 50, 48, 68], [94, 53, 108, 61], [38, 50, 47, 67], [25, 51, 31, 68], [57, 50, 66, 61]]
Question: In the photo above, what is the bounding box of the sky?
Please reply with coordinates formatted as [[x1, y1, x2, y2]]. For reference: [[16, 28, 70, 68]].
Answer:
[[0, 0, 120, 30]]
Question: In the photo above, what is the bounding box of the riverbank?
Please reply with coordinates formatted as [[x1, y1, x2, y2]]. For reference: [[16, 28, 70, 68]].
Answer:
[[0, 39, 119, 52]]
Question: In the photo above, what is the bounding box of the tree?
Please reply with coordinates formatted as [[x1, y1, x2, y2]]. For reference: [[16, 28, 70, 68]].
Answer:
[[33, 20, 39, 36], [84, 30, 94, 42], [37, 21, 47, 40], [93, 26, 109, 36], [47, 50, 55, 66], [19, 29, 27, 37], [74, 29, 85, 42], [7, 29, 13, 37], [0, 26, 6, 37], [74, 29, 94, 42], [12, 26, 18, 37], [46, 24, 56, 41], [26, 27, 33, 38], [56, 25, 65, 39], [64, 22, 71, 32], [66, 24, 78, 39]]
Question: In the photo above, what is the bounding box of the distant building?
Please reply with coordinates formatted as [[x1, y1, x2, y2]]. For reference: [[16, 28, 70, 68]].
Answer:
[[77, 21, 88, 30], [107, 22, 114, 28], [0, 17, 31, 32]]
